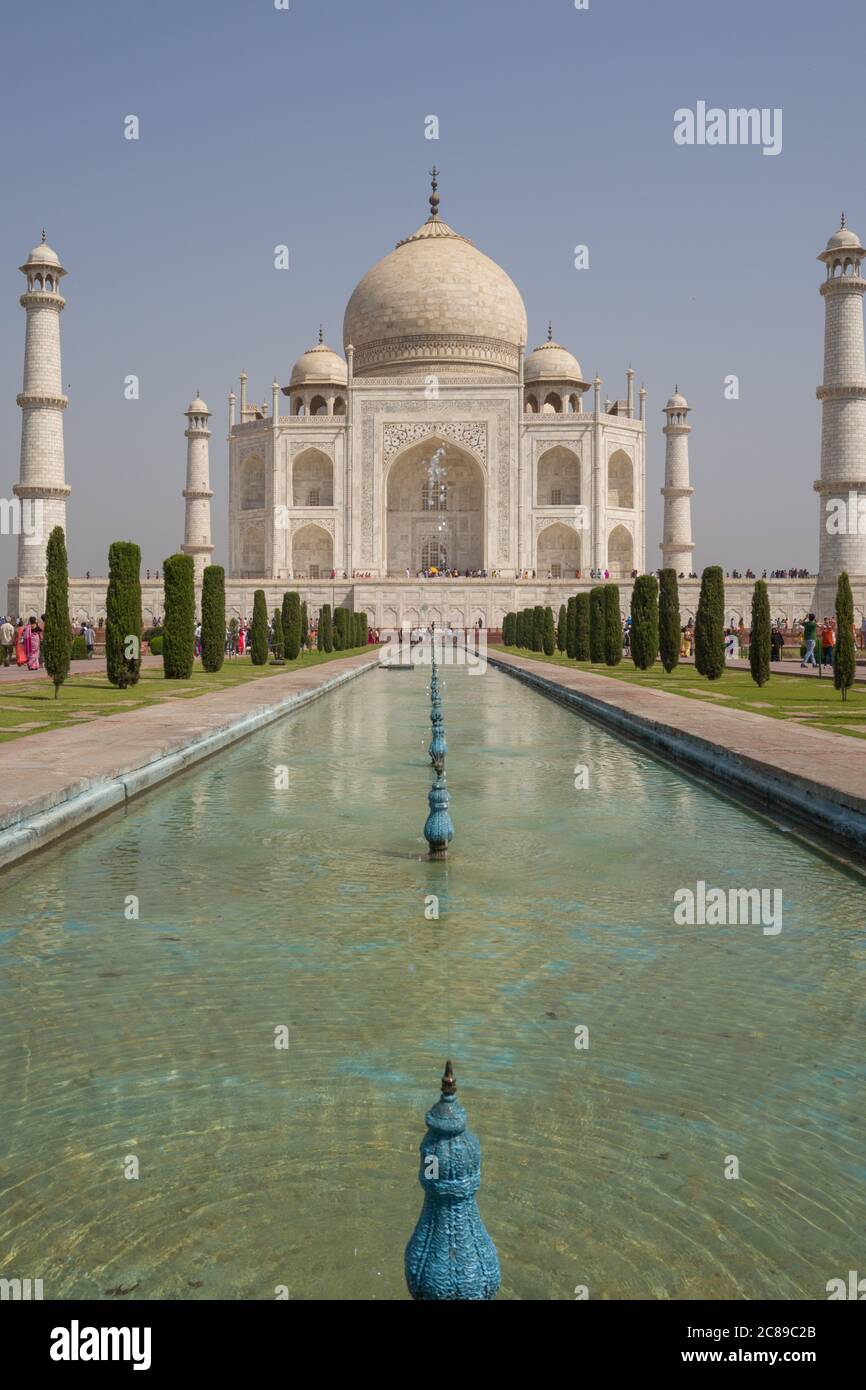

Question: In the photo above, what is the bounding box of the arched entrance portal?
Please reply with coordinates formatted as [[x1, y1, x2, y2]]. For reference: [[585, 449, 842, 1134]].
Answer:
[[385, 437, 485, 575], [292, 523, 333, 579], [537, 521, 581, 578]]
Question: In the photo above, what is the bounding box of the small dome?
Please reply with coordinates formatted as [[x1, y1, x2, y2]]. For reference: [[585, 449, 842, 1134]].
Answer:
[[666, 390, 688, 409], [20, 233, 64, 275], [826, 224, 862, 252], [524, 337, 584, 384], [186, 394, 210, 415], [290, 338, 348, 387]]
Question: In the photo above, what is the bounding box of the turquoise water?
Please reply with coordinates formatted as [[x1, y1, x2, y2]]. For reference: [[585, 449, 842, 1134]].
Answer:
[[0, 660, 863, 1300]]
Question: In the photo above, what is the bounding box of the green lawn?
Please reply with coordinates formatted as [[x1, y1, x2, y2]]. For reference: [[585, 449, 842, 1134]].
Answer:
[[0, 646, 375, 743], [493, 645, 866, 740]]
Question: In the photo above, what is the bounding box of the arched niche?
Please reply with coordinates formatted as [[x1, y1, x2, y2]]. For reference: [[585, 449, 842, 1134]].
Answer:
[[292, 523, 333, 579], [608, 450, 634, 508], [293, 448, 334, 507], [537, 521, 581, 578], [385, 435, 485, 575], [537, 445, 580, 506]]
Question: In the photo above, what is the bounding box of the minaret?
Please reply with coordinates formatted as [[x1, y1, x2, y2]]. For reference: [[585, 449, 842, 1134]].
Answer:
[[815, 213, 866, 579], [660, 387, 694, 573], [14, 231, 70, 582], [181, 393, 214, 584]]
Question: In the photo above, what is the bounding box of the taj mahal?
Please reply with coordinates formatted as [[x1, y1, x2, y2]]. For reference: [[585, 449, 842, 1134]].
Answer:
[[6, 175, 866, 631]]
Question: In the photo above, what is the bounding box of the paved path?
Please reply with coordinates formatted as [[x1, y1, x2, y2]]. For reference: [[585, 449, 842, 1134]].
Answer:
[[489, 651, 866, 856], [0, 654, 163, 683], [677, 655, 866, 682], [0, 651, 377, 861]]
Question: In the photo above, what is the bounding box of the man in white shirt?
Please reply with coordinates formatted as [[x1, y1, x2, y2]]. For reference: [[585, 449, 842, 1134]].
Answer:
[[0, 617, 14, 666]]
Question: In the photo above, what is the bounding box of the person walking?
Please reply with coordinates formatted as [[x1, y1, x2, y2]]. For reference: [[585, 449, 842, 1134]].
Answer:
[[25, 617, 41, 671], [15, 619, 27, 666], [801, 613, 818, 668], [84, 621, 94, 658], [770, 626, 784, 662], [0, 617, 14, 667]]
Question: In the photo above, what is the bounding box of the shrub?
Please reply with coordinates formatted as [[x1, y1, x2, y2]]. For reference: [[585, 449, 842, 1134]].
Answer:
[[359, 611, 368, 646], [149, 635, 164, 655], [70, 634, 87, 660], [604, 584, 622, 666], [575, 593, 590, 661], [630, 575, 659, 670], [658, 568, 681, 673], [201, 565, 225, 673], [566, 596, 577, 658], [532, 606, 545, 652], [106, 540, 143, 687], [694, 566, 725, 680], [835, 571, 856, 701], [556, 604, 567, 652], [320, 604, 333, 652], [282, 591, 301, 660], [250, 589, 269, 665], [589, 587, 606, 663], [749, 579, 771, 688], [333, 606, 350, 651], [44, 526, 70, 699], [272, 608, 285, 662], [543, 606, 556, 656], [503, 612, 515, 646]]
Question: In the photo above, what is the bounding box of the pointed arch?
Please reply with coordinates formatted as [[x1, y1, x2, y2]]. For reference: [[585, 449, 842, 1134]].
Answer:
[[291, 522, 333, 578], [537, 520, 581, 577], [537, 446, 581, 506], [608, 450, 634, 508], [607, 524, 633, 576], [293, 447, 334, 506]]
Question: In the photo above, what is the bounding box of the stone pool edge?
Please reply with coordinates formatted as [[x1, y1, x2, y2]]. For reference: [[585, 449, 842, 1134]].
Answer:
[[0, 658, 378, 870], [487, 652, 866, 859]]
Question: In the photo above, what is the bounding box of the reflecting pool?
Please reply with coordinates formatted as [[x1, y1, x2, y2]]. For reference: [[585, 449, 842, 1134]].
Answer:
[[0, 661, 863, 1300]]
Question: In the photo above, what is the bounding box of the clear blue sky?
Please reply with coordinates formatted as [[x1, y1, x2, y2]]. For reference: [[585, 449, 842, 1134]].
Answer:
[[1, 0, 863, 582]]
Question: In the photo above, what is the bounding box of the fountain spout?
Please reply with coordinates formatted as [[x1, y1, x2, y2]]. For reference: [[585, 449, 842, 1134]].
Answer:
[[405, 1060, 500, 1300]]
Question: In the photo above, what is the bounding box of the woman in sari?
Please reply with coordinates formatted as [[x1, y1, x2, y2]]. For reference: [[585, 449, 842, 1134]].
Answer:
[[26, 618, 41, 670], [15, 620, 27, 666]]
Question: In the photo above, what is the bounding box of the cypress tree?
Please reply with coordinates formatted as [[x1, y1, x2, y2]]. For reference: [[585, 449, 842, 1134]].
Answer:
[[282, 591, 301, 660], [695, 565, 726, 680], [658, 568, 681, 673], [749, 579, 771, 688], [604, 584, 623, 666], [163, 553, 195, 679], [316, 615, 324, 651], [300, 601, 308, 650], [630, 574, 659, 670], [589, 586, 606, 663], [506, 612, 516, 646], [250, 589, 269, 665], [320, 603, 333, 652], [532, 605, 545, 652], [575, 593, 590, 661], [44, 526, 70, 699], [272, 608, 285, 662], [834, 571, 856, 701], [543, 606, 556, 655], [513, 610, 521, 647], [333, 606, 349, 651], [566, 596, 577, 658], [200, 564, 225, 673], [556, 604, 567, 652], [359, 611, 368, 645], [106, 540, 143, 687]]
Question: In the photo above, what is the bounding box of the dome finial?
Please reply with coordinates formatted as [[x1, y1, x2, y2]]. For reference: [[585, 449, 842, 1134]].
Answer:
[[841, 210, 847, 228], [318, 323, 324, 345], [41, 227, 46, 243], [429, 165, 440, 220], [547, 320, 553, 342]]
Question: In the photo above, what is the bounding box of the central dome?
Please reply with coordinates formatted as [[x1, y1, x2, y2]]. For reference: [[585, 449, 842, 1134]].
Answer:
[[344, 193, 527, 378]]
